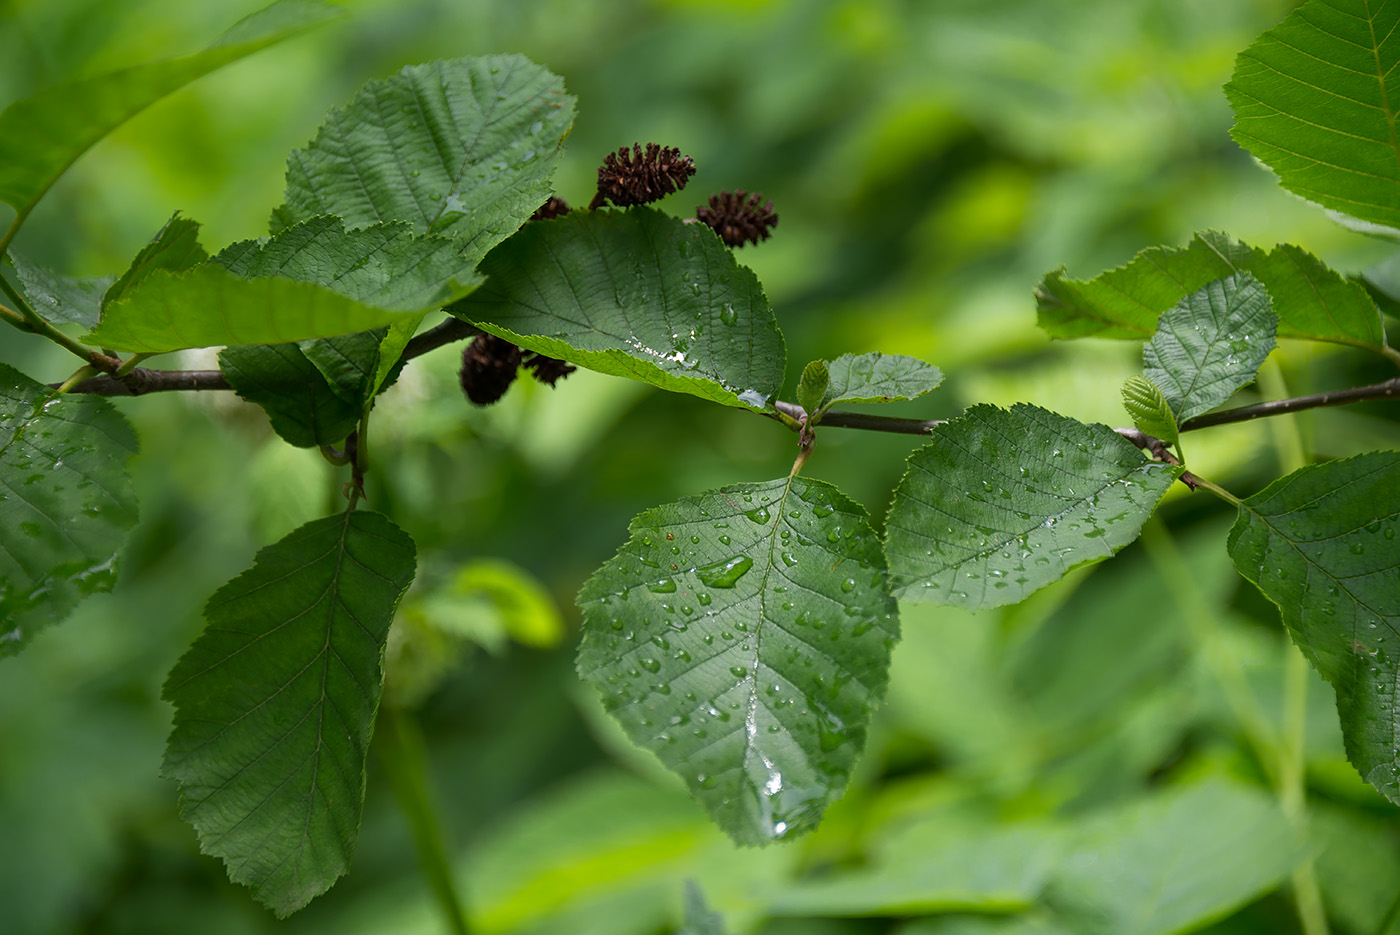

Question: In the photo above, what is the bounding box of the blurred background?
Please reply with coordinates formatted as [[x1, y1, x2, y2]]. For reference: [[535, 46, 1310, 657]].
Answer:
[[2, 0, 1399, 932]]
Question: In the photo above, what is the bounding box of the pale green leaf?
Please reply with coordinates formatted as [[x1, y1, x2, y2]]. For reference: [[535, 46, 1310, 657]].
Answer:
[[1142, 273, 1277, 424], [0, 362, 138, 656], [218, 342, 361, 447], [576, 476, 898, 846], [1120, 377, 1178, 447], [104, 213, 207, 307], [1227, 452, 1400, 803], [372, 314, 426, 398], [162, 510, 416, 916], [1226, 0, 1400, 230], [275, 54, 575, 265], [454, 208, 787, 410], [4, 253, 112, 328], [681, 881, 730, 935], [885, 404, 1178, 610], [819, 352, 943, 411], [83, 264, 421, 353], [796, 360, 829, 422], [0, 0, 339, 223]]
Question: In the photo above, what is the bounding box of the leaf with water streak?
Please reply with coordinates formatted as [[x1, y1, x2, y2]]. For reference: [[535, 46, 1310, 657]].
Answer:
[[576, 476, 897, 846], [4, 253, 112, 329]]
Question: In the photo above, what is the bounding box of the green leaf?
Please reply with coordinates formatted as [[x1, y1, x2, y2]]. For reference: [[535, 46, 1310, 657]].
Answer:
[[1142, 273, 1277, 424], [162, 510, 416, 916], [0, 362, 138, 656], [576, 476, 898, 846], [371, 314, 426, 398], [83, 264, 422, 353], [4, 253, 113, 329], [0, 0, 339, 225], [454, 208, 787, 410], [1226, 452, 1400, 804], [104, 213, 207, 307], [1226, 0, 1400, 231], [275, 54, 575, 265], [1036, 231, 1389, 354], [819, 352, 943, 411], [885, 404, 1178, 610], [297, 331, 385, 406], [1052, 779, 1304, 934], [1120, 377, 1178, 447], [680, 881, 730, 935], [796, 360, 829, 422], [219, 342, 362, 447]]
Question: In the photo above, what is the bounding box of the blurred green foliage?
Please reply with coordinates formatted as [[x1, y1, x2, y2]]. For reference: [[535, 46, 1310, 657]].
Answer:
[[2, 0, 1399, 932]]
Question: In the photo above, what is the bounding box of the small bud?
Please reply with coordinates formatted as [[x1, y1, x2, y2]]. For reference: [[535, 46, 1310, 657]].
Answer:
[[591, 142, 696, 209], [459, 334, 522, 405], [696, 189, 778, 247], [531, 196, 571, 220]]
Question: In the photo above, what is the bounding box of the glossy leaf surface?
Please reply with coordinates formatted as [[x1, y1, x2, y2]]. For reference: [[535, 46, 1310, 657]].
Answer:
[[162, 510, 416, 915], [219, 342, 362, 447], [275, 54, 575, 265], [4, 253, 112, 329], [885, 404, 1178, 609], [1226, 0, 1400, 230], [817, 352, 943, 413], [1120, 377, 1178, 447], [0, 362, 138, 656], [577, 476, 897, 845], [1227, 453, 1400, 803], [456, 208, 786, 409], [0, 0, 337, 222], [1142, 273, 1276, 424]]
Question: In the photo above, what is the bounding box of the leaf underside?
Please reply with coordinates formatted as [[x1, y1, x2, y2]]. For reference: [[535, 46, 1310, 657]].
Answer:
[[1227, 453, 1400, 804], [219, 342, 362, 447], [576, 476, 898, 846], [885, 403, 1179, 610], [4, 252, 113, 329], [0, 362, 139, 656], [162, 510, 416, 916]]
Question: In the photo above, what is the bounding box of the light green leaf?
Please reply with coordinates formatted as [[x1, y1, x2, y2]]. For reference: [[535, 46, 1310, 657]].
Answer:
[[453, 208, 787, 410], [1037, 231, 1389, 354], [681, 881, 730, 935], [275, 54, 575, 265], [796, 360, 829, 423], [885, 404, 1178, 610], [1227, 452, 1400, 804], [576, 476, 898, 846], [219, 342, 361, 447], [1052, 779, 1304, 934], [104, 213, 207, 307], [1142, 273, 1276, 424], [83, 264, 421, 353], [0, 0, 339, 226], [4, 253, 113, 329], [1120, 377, 1178, 447], [1226, 0, 1400, 230], [162, 510, 416, 916], [819, 352, 943, 411], [372, 313, 426, 398], [0, 362, 138, 656]]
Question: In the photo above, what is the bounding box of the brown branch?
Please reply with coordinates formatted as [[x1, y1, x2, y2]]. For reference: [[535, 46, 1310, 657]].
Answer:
[[1179, 376, 1400, 430]]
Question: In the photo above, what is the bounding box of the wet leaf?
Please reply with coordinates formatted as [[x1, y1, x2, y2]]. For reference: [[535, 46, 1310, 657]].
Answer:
[[885, 404, 1178, 610], [4, 253, 113, 329], [576, 476, 897, 846], [817, 352, 943, 413]]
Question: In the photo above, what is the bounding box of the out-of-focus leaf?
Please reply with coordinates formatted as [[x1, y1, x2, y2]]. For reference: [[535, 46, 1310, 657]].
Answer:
[[1226, 0, 1400, 230], [1142, 273, 1276, 424], [4, 254, 112, 329], [274, 54, 575, 265], [576, 476, 898, 846], [817, 352, 943, 412], [681, 881, 731, 935], [0, 0, 339, 223], [1227, 452, 1400, 803], [1037, 231, 1389, 355], [162, 510, 416, 916], [1120, 377, 1178, 447], [0, 361, 138, 656], [104, 213, 207, 306], [1311, 806, 1400, 935], [896, 914, 1075, 935], [454, 208, 787, 410], [218, 342, 361, 447], [885, 404, 1178, 610]]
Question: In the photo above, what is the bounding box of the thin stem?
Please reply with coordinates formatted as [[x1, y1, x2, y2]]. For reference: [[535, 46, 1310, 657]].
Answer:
[[0, 271, 117, 370], [1180, 376, 1400, 431], [1190, 475, 1243, 506], [376, 708, 472, 935]]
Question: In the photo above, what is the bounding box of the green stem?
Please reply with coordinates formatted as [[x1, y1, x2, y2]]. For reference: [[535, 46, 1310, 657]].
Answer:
[[376, 708, 471, 935], [0, 275, 114, 369], [1189, 475, 1242, 507]]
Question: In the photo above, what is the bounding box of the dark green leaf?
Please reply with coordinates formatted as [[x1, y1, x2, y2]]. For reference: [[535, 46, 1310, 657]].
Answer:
[[104, 213, 207, 307], [1226, 0, 1400, 230], [819, 352, 943, 411], [298, 331, 385, 406], [1120, 377, 1178, 447], [796, 360, 829, 422], [275, 54, 575, 265], [162, 510, 416, 916], [454, 208, 787, 410], [885, 404, 1178, 610], [1226, 452, 1400, 803], [1142, 273, 1276, 424], [0, 0, 339, 222], [219, 343, 361, 447], [576, 476, 898, 846], [0, 362, 138, 656], [4, 253, 113, 329]]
